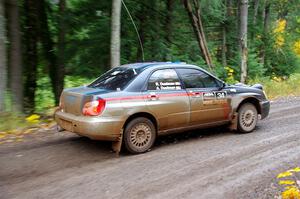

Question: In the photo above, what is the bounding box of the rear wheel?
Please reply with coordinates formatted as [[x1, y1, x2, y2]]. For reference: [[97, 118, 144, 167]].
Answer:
[[237, 103, 258, 133], [124, 117, 156, 154]]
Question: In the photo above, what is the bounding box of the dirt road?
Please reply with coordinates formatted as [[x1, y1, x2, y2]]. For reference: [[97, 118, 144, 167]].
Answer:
[[1, 97, 300, 199]]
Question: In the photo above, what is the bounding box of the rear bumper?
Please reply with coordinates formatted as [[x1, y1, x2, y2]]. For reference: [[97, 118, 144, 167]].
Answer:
[[54, 110, 124, 141], [260, 100, 270, 119]]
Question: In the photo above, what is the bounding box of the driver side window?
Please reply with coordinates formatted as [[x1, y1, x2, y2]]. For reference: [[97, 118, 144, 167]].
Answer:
[[177, 68, 218, 88]]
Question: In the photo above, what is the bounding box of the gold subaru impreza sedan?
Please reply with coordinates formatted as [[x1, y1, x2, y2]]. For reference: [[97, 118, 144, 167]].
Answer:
[[55, 62, 270, 154]]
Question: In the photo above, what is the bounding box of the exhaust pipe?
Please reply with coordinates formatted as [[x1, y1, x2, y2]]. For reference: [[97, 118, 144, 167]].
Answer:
[[57, 125, 64, 132]]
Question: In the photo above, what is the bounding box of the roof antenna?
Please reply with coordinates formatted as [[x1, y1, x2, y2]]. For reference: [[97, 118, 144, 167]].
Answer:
[[121, 0, 145, 62]]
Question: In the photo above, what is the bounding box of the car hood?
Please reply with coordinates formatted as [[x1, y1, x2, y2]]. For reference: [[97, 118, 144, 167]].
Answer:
[[225, 83, 264, 94]]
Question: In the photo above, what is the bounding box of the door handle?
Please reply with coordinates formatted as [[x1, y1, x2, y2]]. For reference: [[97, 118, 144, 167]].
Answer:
[[148, 92, 159, 100], [189, 91, 201, 98]]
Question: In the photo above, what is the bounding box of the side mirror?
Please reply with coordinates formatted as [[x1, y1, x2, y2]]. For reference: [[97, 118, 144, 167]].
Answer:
[[218, 82, 226, 90]]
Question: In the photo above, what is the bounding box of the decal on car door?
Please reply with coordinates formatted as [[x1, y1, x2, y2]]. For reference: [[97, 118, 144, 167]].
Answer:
[[155, 82, 181, 90], [203, 91, 227, 105]]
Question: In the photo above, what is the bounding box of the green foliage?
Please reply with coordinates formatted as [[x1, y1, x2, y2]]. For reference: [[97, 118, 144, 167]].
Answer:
[[0, 112, 27, 132], [35, 75, 93, 112], [64, 75, 94, 88], [249, 73, 300, 99], [247, 50, 266, 78], [46, 0, 300, 79], [5, 0, 300, 113], [265, 46, 300, 76], [35, 75, 55, 113]]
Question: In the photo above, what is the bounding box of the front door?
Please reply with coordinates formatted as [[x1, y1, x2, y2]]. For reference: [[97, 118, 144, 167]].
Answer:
[[144, 69, 190, 131], [176, 68, 231, 125]]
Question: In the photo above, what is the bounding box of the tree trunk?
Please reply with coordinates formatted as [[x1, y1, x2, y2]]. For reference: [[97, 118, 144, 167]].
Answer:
[[23, 0, 38, 112], [136, 3, 146, 62], [183, 0, 214, 70], [222, 0, 236, 66], [261, 0, 270, 66], [253, 0, 259, 25], [193, 0, 213, 67], [239, 0, 248, 83], [110, 0, 121, 68], [263, 1, 270, 33], [7, 0, 23, 112], [150, 0, 160, 60], [57, 0, 65, 104], [37, 0, 60, 105], [221, 26, 227, 67], [165, 0, 174, 60], [227, 0, 233, 15], [0, 0, 7, 112], [221, 0, 231, 67]]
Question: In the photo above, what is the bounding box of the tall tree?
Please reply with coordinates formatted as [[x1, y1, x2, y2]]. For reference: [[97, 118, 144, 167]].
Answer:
[[110, 0, 121, 68], [261, 0, 270, 66], [7, 0, 23, 111], [57, 0, 66, 102], [221, 0, 232, 67], [23, 0, 38, 112], [165, 0, 174, 60], [37, 0, 62, 105], [183, 0, 214, 70], [0, 0, 7, 112], [165, 0, 174, 44], [252, 0, 259, 26], [136, 3, 146, 62], [239, 0, 248, 83]]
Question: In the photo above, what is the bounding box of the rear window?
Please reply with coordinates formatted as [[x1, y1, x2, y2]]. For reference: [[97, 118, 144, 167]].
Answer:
[[88, 67, 141, 90]]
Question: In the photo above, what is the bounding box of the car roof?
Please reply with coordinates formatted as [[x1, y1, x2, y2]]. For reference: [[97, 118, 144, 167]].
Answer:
[[120, 62, 193, 70], [121, 62, 224, 83], [120, 62, 216, 74]]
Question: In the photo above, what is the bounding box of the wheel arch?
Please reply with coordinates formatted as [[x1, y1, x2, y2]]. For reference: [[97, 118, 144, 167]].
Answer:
[[123, 112, 158, 133], [237, 97, 261, 114]]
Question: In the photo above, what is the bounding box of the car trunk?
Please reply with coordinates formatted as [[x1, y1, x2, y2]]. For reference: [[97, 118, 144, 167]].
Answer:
[[60, 86, 109, 116]]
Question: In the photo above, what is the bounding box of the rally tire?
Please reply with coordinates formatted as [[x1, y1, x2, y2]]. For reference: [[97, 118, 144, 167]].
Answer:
[[237, 103, 258, 133], [124, 117, 156, 154]]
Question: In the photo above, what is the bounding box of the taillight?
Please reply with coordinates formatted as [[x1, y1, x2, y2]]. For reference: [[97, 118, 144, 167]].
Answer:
[[82, 99, 106, 116]]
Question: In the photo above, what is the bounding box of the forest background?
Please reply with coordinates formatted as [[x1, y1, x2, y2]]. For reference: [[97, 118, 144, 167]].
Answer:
[[0, 0, 299, 116]]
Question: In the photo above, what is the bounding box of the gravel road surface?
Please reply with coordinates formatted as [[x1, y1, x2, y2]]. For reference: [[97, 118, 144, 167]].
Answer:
[[1, 97, 300, 199]]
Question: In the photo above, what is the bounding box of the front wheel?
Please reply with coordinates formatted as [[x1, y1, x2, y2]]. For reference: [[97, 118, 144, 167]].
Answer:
[[237, 103, 258, 133], [124, 117, 156, 154]]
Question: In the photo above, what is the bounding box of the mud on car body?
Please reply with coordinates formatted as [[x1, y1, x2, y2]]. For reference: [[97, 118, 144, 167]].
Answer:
[[55, 62, 270, 154]]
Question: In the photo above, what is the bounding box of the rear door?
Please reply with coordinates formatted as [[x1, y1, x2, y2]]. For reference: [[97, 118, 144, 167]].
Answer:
[[144, 69, 190, 131], [176, 68, 231, 125]]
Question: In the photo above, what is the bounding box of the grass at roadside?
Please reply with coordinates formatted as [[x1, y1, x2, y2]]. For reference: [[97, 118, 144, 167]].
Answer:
[[0, 112, 56, 143], [249, 73, 300, 100]]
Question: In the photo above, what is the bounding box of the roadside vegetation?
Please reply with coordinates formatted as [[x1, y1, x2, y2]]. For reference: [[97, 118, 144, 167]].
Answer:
[[277, 167, 300, 199]]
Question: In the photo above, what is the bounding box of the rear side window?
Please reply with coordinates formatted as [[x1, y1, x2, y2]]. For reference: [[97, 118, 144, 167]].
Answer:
[[147, 69, 182, 90], [88, 67, 141, 91], [177, 68, 218, 88]]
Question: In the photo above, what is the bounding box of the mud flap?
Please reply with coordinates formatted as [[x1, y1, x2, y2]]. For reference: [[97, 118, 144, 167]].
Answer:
[[112, 129, 123, 156], [229, 112, 238, 131]]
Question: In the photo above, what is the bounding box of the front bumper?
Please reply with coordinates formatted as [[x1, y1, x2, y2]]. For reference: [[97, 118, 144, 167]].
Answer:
[[260, 100, 270, 119], [55, 110, 124, 141]]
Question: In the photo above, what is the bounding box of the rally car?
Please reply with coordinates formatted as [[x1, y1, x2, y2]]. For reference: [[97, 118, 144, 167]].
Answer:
[[55, 62, 270, 154]]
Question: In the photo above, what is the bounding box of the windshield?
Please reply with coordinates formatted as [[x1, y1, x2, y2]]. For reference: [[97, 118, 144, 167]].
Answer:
[[88, 67, 140, 90]]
